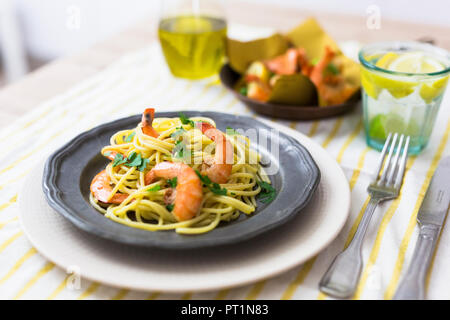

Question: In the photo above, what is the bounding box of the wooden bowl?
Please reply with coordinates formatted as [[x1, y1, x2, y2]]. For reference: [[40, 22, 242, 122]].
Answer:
[[219, 63, 360, 120]]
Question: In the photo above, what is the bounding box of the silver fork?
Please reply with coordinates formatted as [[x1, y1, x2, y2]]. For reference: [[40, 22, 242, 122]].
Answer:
[[319, 133, 410, 299]]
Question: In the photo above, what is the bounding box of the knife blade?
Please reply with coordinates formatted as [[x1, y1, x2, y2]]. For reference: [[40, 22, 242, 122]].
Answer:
[[417, 156, 450, 227], [393, 156, 450, 300]]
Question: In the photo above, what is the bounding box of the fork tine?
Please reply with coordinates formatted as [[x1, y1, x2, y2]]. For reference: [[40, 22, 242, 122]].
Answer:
[[373, 133, 392, 181], [379, 133, 398, 185], [394, 136, 410, 189], [387, 134, 404, 185]]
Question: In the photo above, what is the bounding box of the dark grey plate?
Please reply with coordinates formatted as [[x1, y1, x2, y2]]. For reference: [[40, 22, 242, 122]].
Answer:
[[43, 112, 320, 249]]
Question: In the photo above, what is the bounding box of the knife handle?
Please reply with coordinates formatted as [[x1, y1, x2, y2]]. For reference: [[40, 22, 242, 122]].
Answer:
[[393, 224, 440, 300]]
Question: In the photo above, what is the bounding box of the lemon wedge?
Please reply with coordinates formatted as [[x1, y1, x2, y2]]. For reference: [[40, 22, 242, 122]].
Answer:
[[375, 52, 399, 68], [388, 52, 444, 73], [420, 76, 449, 103]]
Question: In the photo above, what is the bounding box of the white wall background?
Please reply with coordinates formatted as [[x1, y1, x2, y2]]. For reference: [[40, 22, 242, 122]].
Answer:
[[3, 0, 450, 68]]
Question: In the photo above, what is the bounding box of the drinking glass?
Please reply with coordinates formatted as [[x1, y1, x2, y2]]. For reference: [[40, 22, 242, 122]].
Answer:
[[359, 41, 450, 154], [158, 0, 227, 79]]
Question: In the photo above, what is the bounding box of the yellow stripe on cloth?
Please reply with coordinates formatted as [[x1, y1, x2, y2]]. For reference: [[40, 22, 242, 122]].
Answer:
[[0, 231, 23, 253], [0, 195, 18, 212], [215, 289, 230, 300], [181, 292, 192, 300], [77, 282, 101, 300], [336, 120, 363, 163], [112, 289, 129, 300], [146, 292, 160, 300], [384, 120, 450, 300], [307, 121, 320, 137], [0, 248, 38, 285], [246, 280, 267, 300], [47, 276, 69, 300], [281, 258, 316, 300], [349, 147, 371, 190], [322, 118, 344, 148], [0, 217, 19, 230], [13, 262, 55, 299]]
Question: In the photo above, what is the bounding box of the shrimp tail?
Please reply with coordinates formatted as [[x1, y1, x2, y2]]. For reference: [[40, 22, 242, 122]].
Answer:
[[141, 108, 160, 138]]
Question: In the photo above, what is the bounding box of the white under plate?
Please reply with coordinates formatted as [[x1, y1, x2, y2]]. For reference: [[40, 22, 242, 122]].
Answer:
[[18, 120, 350, 293]]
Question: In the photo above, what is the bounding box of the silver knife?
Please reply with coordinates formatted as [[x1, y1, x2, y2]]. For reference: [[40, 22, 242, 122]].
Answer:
[[393, 156, 450, 300]]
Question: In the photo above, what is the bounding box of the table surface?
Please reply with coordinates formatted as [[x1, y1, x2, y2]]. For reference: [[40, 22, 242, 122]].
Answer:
[[1, 1, 450, 127]]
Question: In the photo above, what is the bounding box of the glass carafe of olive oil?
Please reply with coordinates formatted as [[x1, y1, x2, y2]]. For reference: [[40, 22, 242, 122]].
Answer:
[[159, 0, 227, 79]]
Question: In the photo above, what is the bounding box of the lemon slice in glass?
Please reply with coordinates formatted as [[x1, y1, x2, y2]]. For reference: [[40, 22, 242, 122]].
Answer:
[[387, 52, 443, 73]]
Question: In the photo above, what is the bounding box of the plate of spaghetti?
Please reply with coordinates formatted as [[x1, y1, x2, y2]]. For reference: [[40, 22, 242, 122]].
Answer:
[[43, 110, 320, 249]]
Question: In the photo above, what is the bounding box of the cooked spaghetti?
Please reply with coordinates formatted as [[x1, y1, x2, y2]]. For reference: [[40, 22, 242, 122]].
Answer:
[[89, 108, 274, 235]]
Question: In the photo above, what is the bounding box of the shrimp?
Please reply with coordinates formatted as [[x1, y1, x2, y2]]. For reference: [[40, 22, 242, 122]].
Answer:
[[309, 46, 355, 105], [265, 48, 299, 75], [144, 162, 203, 221], [141, 108, 159, 138], [195, 122, 233, 184], [90, 170, 128, 204], [102, 108, 159, 161], [309, 46, 336, 88]]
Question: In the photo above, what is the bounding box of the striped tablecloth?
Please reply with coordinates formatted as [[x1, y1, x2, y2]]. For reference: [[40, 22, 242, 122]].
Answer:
[[0, 42, 449, 300]]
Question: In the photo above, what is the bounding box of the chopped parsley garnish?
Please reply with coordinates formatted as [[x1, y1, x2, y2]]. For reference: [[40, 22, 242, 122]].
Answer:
[[167, 177, 177, 188], [126, 152, 141, 167], [324, 62, 339, 76], [311, 57, 320, 66], [210, 183, 228, 196], [226, 126, 238, 135], [124, 131, 136, 142], [137, 158, 150, 172], [112, 153, 127, 167], [171, 127, 186, 140], [179, 112, 195, 127], [195, 170, 228, 196], [195, 170, 212, 185], [239, 87, 248, 96], [112, 152, 149, 172], [173, 140, 187, 159], [147, 185, 161, 192], [104, 151, 112, 157], [166, 204, 174, 212], [257, 181, 276, 204]]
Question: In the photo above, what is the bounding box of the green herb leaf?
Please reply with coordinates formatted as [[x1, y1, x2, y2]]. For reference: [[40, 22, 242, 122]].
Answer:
[[257, 181, 276, 204], [104, 151, 112, 157], [147, 185, 161, 192], [167, 177, 178, 188], [112, 154, 127, 167], [125, 131, 136, 142], [239, 87, 248, 96], [137, 158, 149, 172], [210, 183, 228, 196], [179, 112, 195, 127], [172, 140, 186, 159], [195, 170, 212, 186], [311, 57, 320, 66], [226, 126, 238, 135], [126, 152, 142, 167], [195, 170, 228, 195], [325, 62, 339, 76], [171, 127, 186, 140], [166, 204, 174, 212]]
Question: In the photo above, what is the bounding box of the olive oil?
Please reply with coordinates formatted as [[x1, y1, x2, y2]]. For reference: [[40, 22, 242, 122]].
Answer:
[[159, 16, 227, 79]]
